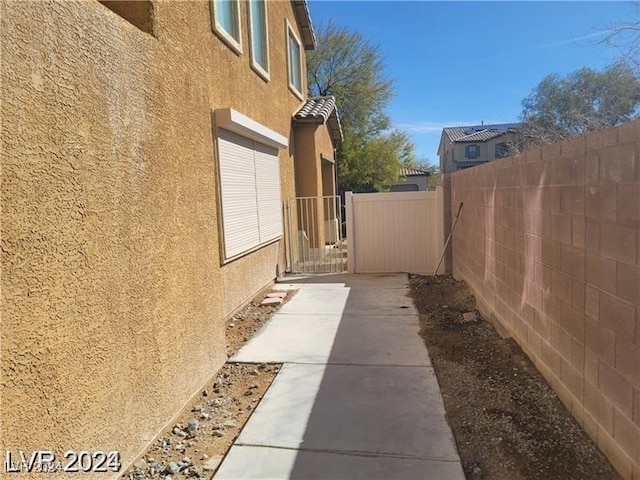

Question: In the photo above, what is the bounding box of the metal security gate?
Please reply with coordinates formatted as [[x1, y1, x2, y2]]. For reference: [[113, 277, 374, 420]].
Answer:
[[285, 196, 347, 273]]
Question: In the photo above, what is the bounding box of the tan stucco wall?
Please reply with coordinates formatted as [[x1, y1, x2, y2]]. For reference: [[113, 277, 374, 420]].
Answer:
[[294, 125, 320, 197], [2, 0, 308, 473], [314, 121, 336, 168], [293, 123, 335, 196]]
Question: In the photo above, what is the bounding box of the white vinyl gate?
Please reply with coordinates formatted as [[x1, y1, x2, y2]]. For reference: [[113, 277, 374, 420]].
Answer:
[[345, 188, 444, 275]]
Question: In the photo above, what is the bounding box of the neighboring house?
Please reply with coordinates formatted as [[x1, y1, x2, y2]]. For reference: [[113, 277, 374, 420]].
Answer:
[[1, 0, 340, 472], [391, 167, 431, 191], [438, 123, 520, 173]]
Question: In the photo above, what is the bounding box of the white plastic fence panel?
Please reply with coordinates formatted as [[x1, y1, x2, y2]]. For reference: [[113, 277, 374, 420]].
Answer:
[[346, 189, 444, 275]]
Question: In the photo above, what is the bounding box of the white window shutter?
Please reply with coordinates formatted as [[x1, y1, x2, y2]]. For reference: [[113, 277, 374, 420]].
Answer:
[[218, 129, 260, 258], [254, 142, 283, 243]]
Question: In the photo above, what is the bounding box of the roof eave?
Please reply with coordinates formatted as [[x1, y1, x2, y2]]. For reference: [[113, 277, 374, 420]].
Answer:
[[292, 1, 316, 50], [327, 113, 343, 145]]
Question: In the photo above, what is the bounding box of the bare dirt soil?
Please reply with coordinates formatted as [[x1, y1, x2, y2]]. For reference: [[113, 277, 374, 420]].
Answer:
[[121, 289, 294, 479], [409, 274, 620, 480]]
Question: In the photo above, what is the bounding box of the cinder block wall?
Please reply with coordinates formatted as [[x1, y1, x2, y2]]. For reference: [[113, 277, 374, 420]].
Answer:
[[447, 120, 640, 478]]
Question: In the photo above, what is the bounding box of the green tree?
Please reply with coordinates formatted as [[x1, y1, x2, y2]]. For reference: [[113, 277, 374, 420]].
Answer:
[[307, 22, 419, 191], [337, 130, 419, 192], [517, 62, 640, 148]]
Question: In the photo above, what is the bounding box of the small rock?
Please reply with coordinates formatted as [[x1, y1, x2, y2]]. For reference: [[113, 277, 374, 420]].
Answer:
[[223, 419, 237, 428], [462, 312, 478, 322], [472, 466, 482, 476], [187, 418, 199, 433], [182, 457, 192, 465], [192, 405, 203, 412], [165, 462, 180, 474], [202, 389, 208, 397], [201, 412, 211, 420]]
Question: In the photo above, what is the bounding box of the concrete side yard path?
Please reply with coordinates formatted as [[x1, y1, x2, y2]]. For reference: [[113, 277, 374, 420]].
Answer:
[[213, 273, 465, 480]]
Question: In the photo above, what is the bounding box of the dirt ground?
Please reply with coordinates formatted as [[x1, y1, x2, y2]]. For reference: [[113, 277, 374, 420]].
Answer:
[[409, 274, 620, 480], [123, 275, 621, 480], [121, 289, 294, 479]]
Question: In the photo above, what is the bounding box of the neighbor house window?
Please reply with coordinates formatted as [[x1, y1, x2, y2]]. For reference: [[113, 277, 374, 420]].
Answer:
[[211, 0, 241, 53], [286, 21, 303, 97], [248, 0, 269, 79], [495, 142, 511, 158], [465, 144, 480, 159]]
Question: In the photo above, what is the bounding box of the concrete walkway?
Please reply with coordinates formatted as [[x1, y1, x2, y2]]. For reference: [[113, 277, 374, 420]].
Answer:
[[214, 274, 465, 480]]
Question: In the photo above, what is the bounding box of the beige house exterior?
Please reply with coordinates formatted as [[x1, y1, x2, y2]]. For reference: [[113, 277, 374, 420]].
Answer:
[[1, 0, 338, 473], [438, 123, 520, 173], [292, 96, 342, 249]]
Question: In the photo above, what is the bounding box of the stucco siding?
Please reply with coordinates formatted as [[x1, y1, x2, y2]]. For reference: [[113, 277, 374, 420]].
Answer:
[[2, 0, 307, 472]]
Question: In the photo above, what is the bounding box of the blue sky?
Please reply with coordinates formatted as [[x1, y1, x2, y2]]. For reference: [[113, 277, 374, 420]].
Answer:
[[307, 1, 635, 164]]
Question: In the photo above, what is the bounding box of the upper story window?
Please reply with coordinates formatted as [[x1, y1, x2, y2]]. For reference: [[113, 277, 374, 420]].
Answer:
[[465, 144, 480, 159], [286, 21, 303, 98], [211, 0, 242, 53], [249, 0, 269, 79], [495, 142, 511, 159]]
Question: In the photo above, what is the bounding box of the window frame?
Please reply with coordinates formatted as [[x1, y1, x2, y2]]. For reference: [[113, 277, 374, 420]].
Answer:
[[495, 142, 511, 159], [465, 144, 480, 160], [285, 19, 304, 100], [210, 0, 242, 54], [248, 0, 270, 81]]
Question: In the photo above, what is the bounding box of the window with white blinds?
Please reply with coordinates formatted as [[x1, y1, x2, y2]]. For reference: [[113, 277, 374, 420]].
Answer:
[[217, 128, 283, 260]]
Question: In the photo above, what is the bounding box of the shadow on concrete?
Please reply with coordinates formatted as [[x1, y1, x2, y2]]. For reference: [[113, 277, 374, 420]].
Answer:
[[216, 273, 464, 480]]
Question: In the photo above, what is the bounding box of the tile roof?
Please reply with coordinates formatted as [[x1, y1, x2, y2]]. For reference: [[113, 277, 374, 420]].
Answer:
[[399, 167, 430, 177], [295, 96, 336, 122], [444, 123, 520, 143], [294, 96, 343, 144]]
